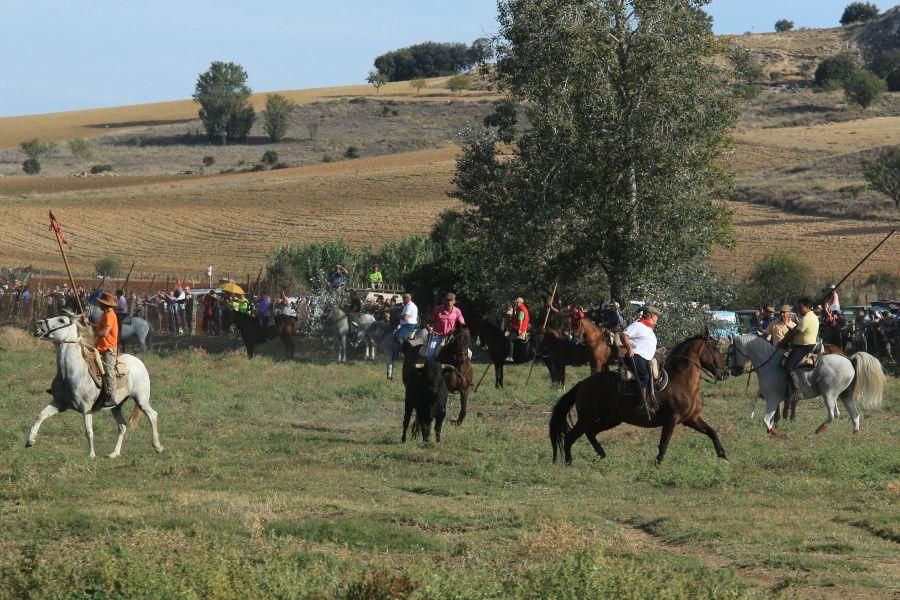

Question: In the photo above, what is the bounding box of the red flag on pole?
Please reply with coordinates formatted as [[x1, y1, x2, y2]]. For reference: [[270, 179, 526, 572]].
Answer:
[[48, 211, 68, 246]]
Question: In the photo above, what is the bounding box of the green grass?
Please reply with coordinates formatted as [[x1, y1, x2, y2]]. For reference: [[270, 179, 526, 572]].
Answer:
[[0, 326, 897, 598]]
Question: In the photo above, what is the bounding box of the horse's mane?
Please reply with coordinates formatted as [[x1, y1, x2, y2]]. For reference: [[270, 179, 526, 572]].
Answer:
[[664, 334, 706, 368]]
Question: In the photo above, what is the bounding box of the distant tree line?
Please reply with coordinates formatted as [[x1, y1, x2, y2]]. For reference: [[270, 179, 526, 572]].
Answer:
[[373, 39, 492, 82]]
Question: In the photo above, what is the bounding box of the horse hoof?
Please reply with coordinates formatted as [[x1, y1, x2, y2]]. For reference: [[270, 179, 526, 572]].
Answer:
[[852, 429, 860, 436], [153, 445, 164, 453], [768, 427, 785, 437], [25, 439, 34, 448], [815, 424, 828, 435], [107, 452, 119, 459]]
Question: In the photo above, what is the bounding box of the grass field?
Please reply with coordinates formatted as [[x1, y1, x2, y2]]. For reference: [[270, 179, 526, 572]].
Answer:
[[0, 326, 897, 598]]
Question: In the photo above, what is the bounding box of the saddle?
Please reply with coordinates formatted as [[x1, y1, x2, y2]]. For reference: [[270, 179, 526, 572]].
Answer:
[[80, 344, 130, 393], [618, 357, 669, 395], [779, 341, 824, 370]]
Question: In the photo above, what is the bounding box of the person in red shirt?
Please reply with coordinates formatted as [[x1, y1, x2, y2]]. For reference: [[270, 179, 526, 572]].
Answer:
[[506, 297, 530, 361]]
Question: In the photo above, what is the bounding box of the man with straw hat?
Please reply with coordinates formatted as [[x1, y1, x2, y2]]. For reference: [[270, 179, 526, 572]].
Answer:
[[764, 305, 795, 346], [92, 291, 120, 408]]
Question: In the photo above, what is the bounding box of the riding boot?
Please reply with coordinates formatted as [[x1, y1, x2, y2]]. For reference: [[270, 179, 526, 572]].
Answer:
[[789, 371, 805, 400], [638, 387, 653, 422]]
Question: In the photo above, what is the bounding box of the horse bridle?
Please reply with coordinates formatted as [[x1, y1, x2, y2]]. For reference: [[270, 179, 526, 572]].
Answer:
[[34, 315, 83, 344], [668, 339, 727, 383]]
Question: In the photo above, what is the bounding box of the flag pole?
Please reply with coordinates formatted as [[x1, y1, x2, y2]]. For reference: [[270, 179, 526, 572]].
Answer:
[[48, 211, 83, 314]]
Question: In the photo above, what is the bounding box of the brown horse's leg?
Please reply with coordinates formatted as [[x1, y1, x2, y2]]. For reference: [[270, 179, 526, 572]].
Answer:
[[655, 415, 678, 466], [586, 421, 615, 459], [563, 418, 591, 466], [682, 416, 727, 460], [455, 387, 468, 425]]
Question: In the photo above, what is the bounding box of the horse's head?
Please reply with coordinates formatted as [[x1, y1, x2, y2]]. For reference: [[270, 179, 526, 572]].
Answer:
[[33, 312, 80, 343], [725, 334, 750, 378], [698, 328, 729, 381]]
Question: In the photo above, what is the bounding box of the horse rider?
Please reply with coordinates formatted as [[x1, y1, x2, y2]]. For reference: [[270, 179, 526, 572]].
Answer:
[[394, 293, 418, 342], [759, 305, 777, 333], [506, 296, 530, 362], [91, 291, 120, 408], [256, 294, 272, 328], [620, 305, 661, 417], [114, 289, 128, 334], [427, 292, 466, 361], [764, 304, 795, 346], [780, 297, 819, 395], [368, 265, 383, 290]]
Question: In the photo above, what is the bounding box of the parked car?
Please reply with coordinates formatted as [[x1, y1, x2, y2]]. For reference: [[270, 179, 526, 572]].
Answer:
[[706, 311, 739, 341]]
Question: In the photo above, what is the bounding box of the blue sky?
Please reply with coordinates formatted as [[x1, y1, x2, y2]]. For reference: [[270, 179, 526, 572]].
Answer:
[[0, 1, 885, 117]]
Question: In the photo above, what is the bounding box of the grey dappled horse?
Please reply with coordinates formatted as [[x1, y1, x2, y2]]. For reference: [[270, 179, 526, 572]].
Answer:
[[322, 303, 350, 362], [87, 303, 152, 352], [727, 334, 885, 436], [351, 313, 377, 359], [28, 313, 163, 458], [366, 320, 428, 380]]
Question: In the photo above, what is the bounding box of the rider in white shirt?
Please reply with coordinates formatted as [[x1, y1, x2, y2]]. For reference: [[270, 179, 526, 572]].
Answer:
[[620, 305, 660, 418], [394, 293, 418, 341]]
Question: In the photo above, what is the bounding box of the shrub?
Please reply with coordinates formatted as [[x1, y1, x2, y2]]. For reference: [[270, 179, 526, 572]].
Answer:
[[202, 156, 215, 166], [263, 94, 296, 142], [381, 105, 399, 117], [814, 53, 857, 86], [447, 74, 472, 95], [95, 256, 121, 277], [869, 49, 900, 78], [735, 85, 762, 100], [90, 164, 113, 174], [68, 138, 92, 159], [840, 2, 879, 26], [226, 106, 255, 143], [728, 46, 764, 85], [344, 146, 360, 159], [19, 139, 57, 160], [261, 150, 278, 165], [22, 159, 41, 175], [742, 251, 812, 307], [843, 69, 887, 108], [775, 19, 794, 32], [887, 69, 900, 92], [865, 146, 900, 209], [322, 155, 334, 163], [410, 78, 428, 95], [129, 136, 142, 147]]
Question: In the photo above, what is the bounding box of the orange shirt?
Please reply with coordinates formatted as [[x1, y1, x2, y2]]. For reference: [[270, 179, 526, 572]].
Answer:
[[94, 309, 118, 352]]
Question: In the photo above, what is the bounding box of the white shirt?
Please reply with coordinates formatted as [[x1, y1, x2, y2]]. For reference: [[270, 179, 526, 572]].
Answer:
[[623, 320, 657, 361], [400, 301, 418, 325]]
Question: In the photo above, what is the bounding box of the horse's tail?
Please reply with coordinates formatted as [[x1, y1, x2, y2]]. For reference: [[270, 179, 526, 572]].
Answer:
[[849, 352, 885, 411], [549, 380, 581, 464], [127, 403, 143, 429], [145, 320, 153, 352]]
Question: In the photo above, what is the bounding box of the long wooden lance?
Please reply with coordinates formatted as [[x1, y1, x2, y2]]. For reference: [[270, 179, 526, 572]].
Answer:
[[147, 274, 157, 295], [526, 281, 558, 386], [47, 211, 83, 314], [122, 261, 136, 293], [815, 229, 895, 307]]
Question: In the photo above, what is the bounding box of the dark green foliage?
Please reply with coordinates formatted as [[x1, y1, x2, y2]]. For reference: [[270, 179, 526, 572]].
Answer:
[[374, 41, 476, 82], [22, 158, 40, 175], [94, 256, 121, 277], [322, 154, 335, 163], [869, 49, 900, 78], [90, 164, 113, 174], [814, 53, 857, 86], [344, 146, 360, 159], [67, 138, 92, 159], [202, 155, 215, 166], [775, 19, 795, 32], [888, 69, 900, 92], [741, 251, 811, 307], [865, 146, 900, 208], [193, 61, 253, 144], [736, 85, 762, 100], [446, 74, 471, 95], [450, 0, 738, 305], [468, 37, 494, 66], [263, 94, 296, 142], [261, 150, 278, 166], [843, 69, 887, 108], [19, 138, 57, 160], [226, 105, 255, 143], [840, 2, 880, 26], [729, 46, 764, 85]]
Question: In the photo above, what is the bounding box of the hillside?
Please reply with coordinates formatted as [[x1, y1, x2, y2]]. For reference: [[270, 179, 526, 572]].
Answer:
[[2, 22, 899, 282]]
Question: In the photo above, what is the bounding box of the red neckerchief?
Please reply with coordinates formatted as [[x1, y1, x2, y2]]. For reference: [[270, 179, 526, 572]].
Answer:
[[639, 317, 655, 329]]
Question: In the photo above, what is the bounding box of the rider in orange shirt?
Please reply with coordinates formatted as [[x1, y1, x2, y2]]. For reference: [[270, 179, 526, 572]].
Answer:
[[92, 292, 120, 408]]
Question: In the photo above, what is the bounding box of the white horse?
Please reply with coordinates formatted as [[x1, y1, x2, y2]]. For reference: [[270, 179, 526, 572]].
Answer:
[[366, 321, 428, 380], [727, 334, 884, 436], [27, 313, 164, 458], [350, 313, 377, 360]]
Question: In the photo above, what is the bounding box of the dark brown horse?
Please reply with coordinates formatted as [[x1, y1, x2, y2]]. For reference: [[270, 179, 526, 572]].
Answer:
[[436, 326, 474, 425], [549, 330, 730, 466], [221, 308, 296, 359], [536, 327, 590, 386], [574, 317, 613, 373]]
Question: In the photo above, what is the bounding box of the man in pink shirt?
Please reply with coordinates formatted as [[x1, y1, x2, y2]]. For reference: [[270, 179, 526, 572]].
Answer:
[[427, 292, 466, 360]]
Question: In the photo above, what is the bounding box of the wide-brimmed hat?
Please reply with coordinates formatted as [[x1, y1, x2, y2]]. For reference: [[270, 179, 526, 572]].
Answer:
[[779, 304, 792, 313], [643, 305, 660, 316], [445, 292, 456, 301], [96, 292, 116, 308]]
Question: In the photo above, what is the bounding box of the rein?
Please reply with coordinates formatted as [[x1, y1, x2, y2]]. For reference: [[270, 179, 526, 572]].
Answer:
[[667, 353, 719, 384]]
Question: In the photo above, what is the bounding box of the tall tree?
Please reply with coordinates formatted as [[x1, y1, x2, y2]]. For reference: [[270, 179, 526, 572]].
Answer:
[[451, 0, 738, 305], [193, 61, 253, 143]]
